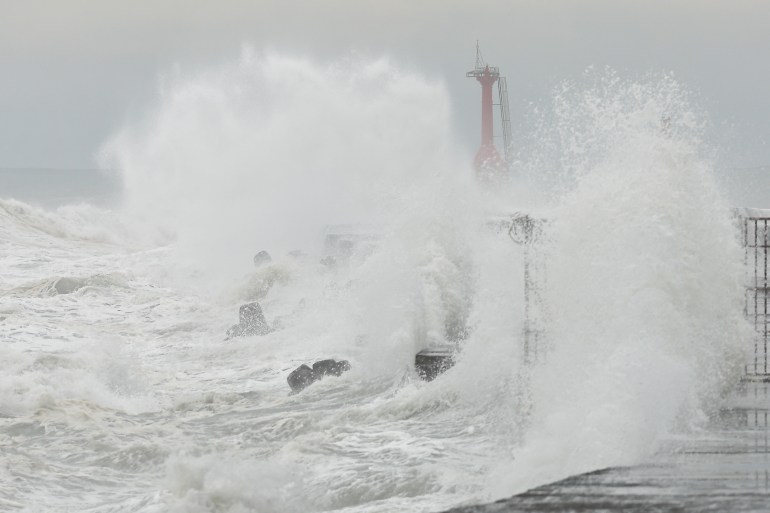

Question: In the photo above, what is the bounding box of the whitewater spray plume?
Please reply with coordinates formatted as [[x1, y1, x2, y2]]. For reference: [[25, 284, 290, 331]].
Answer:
[[101, 49, 473, 283], [92, 54, 753, 511], [100, 48, 492, 378], [488, 70, 751, 497], [95, 51, 528, 512]]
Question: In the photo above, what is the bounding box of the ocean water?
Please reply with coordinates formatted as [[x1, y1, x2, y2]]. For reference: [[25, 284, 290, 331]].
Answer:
[[0, 54, 752, 512], [0, 168, 120, 209]]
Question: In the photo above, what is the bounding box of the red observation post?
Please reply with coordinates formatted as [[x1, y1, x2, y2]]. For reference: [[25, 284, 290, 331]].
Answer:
[[467, 46, 507, 179]]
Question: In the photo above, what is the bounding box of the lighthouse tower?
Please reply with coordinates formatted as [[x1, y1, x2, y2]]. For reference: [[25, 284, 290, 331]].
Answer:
[[467, 44, 511, 180]]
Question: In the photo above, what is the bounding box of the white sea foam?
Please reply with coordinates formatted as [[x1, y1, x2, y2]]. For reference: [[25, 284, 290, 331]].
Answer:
[[0, 55, 753, 513], [489, 71, 750, 496], [100, 49, 471, 288]]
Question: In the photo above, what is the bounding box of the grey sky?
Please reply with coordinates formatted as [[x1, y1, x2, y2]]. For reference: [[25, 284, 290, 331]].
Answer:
[[2, 0, 769, 169]]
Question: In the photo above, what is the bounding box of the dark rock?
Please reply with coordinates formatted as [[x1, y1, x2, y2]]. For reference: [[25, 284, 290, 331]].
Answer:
[[287, 364, 318, 393], [415, 348, 456, 381], [288, 359, 352, 393], [312, 359, 352, 377], [239, 302, 271, 335], [311, 359, 337, 376], [226, 302, 271, 339], [253, 251, 272, 267]]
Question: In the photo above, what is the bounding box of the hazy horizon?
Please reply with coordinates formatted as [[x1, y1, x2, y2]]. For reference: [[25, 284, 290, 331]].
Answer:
[[2, 1, 769, 172]]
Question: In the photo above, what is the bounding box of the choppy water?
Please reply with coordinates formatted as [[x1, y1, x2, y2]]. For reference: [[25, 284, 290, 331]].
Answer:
[[0, 194, 521, 513], [0, 53, 753, 512], [0, 168, 120, 208]]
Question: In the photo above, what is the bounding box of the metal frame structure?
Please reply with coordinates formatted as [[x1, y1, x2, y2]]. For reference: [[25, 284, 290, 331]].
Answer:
[[467, 42, 511, 174], [507, 208, 770, 374], [743, 210, 770, 380]]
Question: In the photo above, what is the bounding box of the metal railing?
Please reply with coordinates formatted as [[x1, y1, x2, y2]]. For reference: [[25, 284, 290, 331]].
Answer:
[[743, 211, 770, 380], [507, 209, 770, 375]]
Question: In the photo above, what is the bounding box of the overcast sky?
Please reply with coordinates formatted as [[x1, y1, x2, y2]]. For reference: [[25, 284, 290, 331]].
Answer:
[[2, 0, 769, 170]]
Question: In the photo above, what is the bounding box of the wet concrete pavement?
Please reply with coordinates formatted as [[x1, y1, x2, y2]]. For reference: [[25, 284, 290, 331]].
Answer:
[[445, 383, 770, 512]]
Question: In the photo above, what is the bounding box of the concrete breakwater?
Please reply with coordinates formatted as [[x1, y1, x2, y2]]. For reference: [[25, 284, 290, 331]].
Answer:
[[443, 382, 770, 512]]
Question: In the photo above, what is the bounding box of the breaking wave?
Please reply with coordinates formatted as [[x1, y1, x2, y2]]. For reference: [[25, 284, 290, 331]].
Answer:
[[0, 197, 164, 248], [488, 70, 750, 496], [100, 49, 474, 284], [1, 53, 753, 512]]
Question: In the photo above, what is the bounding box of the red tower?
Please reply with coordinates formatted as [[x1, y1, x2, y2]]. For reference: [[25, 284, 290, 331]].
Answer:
[[467, 44, 510, 179]]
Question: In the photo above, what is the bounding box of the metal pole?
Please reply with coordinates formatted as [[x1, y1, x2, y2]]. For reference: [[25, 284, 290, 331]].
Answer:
[[756, 220, 760, 375], [762, 219, 767, 374]]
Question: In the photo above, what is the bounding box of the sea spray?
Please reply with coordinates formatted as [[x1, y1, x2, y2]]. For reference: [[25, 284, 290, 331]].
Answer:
[[488, 70, 750, 497], [94, 51, 535, 511], [13, 54, 744, 512], [100, 49, 468, 286]]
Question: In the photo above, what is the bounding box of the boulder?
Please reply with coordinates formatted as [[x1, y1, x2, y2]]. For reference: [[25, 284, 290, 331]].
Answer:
[[311, 359, 337, 376], [226, 302, 271, 339], [239, 303, 270, 335], [287, 364, 318, 393], [313, 359, 351, 377], [415, 347, 456, 381], [253, 251, 272, 267], [288, 359, 352, 393]]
